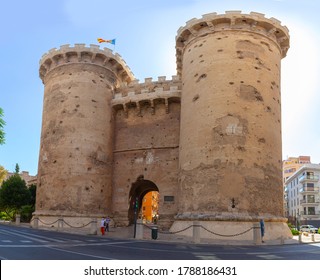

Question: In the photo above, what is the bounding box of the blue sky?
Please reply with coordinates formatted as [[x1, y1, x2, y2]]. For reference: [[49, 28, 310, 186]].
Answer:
[[0, 0, 319, 175]]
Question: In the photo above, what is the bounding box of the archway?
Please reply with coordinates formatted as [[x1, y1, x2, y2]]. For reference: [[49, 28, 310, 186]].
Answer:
[[128, 175, 159, 225]]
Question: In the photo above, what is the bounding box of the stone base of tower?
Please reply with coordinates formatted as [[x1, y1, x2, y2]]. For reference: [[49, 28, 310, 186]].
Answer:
[[170, 215, 292, 243]]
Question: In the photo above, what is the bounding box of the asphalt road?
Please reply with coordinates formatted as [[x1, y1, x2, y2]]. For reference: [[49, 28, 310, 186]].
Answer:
[[0, 223, 320, 260]]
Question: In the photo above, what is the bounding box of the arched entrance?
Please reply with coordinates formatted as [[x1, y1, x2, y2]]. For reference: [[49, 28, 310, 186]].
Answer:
[[128, 175, 159, 225]]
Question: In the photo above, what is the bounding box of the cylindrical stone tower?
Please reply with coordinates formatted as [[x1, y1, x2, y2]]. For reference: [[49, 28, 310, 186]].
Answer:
[[35, 44, 134, 225], [173, 11, 290, 239]]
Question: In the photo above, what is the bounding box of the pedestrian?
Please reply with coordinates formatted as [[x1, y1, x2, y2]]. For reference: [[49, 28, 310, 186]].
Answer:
[[100, 217, 106, 236], [260, 219, 265, 243], [105, 216, 111, 232]]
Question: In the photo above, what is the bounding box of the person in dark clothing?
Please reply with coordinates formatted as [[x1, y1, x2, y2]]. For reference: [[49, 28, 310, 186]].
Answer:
[[260, 219, 265, 242]]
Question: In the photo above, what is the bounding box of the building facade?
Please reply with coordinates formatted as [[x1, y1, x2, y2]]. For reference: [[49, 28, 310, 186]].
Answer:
[[5, 171, 37, 187], [35, 11, 291, 240], [283, 156, 311, 216], [285, 164, 320, 228], [283, 156, 311, 183]]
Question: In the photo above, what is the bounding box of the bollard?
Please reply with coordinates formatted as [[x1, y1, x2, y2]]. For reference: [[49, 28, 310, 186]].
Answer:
[[193, 221, 201, 244], [33, 217, 39, 229], [311, 234, 315, 242], [15, 214, 21, 226], [90, 218, 97, 235], [136, 219, 143, 239], [151, 226, 158, 240], [299, 233, 302, 243], [57, 218, 64, 231], [253, 222, 262, 245]]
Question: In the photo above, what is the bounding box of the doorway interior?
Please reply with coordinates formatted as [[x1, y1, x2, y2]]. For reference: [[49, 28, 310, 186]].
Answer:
[[128, 176, 159, 225]]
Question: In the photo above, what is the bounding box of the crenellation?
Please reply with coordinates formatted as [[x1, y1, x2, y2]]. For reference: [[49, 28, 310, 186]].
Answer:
[[270, 17, 281, 25], [74, 43, 86, 48], [186, 18, 198, 26], [250, 11, 266, 18], [176, 11, 290, 76], [48, 47, 57, 54], [225, 10, 242, 14], [111, 76, 181, 116], [39, 44, 135, 84], [172, 75, 179, 81], [89, 44, 100, 51], [129, 79, 140, 86], [158, 76, 166, 82], [60, 44, 71, 50], [201, 12, 217, 19], [102, 47, 113, 56]]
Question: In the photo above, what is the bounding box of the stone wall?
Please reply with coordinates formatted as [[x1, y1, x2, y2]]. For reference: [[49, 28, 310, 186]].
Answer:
[[111, 77, 181, 227]]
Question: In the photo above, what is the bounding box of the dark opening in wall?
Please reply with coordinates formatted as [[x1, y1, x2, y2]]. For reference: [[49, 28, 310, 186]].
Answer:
[[164, 196, 174, 202]]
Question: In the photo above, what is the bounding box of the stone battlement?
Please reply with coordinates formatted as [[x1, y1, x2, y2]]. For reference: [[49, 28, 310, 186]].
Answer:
[[112, 75, 181, 115], [39, 43, 135, 84], [176, 10, 290, 75]]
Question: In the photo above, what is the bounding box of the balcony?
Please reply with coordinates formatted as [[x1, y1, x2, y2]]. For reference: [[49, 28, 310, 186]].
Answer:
[[299, 174, 319, 183], [300, 199, 320, 206], [299, 211, 320, 218], [299, 186, 319, 194]]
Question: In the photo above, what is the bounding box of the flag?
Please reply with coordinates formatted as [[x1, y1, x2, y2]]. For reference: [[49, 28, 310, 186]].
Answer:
[[97, 38, 116, 45]]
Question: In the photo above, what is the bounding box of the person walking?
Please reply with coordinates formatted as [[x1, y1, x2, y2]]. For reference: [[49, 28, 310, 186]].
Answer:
[[100, 217, 106, 236], [105, 216, 111, 232], [260, 219, 265, 243]]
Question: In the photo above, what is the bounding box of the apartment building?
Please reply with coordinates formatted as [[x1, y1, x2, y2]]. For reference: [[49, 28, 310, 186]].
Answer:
[[284, 164, 320, 228], [283, 156, 311, 183], [283, 156, 311, 216]]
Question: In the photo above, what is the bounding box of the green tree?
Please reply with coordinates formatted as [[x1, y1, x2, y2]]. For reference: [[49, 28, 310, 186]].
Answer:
[[0, 174, 31, 220], [28, 184, 37, 207], [0, 108, 5, 145], [15, 163, 20, 174], [20, 184, 36, 223], [0, 165, 7, 186]]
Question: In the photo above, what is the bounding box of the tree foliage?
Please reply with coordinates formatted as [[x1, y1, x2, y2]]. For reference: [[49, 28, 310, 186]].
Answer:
[[0, 108, 5, 145], [0, 165, 7, 186], [0, 174, 31, 220], [15, 163, 20, 174]]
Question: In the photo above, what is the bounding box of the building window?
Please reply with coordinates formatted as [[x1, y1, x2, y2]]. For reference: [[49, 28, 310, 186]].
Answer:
[[308, 207, 315, 215]]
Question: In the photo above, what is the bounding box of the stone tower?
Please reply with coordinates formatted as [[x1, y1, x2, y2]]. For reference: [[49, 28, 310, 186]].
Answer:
[[35, 11, 291, 240], [172, 11, 290, 238], [36, 44, 134, 224]]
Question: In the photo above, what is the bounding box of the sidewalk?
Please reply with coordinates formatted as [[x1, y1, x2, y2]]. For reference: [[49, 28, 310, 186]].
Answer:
[[88, 225, 320, 246], [30, 224, 313, 246], [5, 220, 320, 246]]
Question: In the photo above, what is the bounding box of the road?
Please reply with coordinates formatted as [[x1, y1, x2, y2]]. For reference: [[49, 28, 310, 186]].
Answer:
[[0, 223, 320, 260]]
